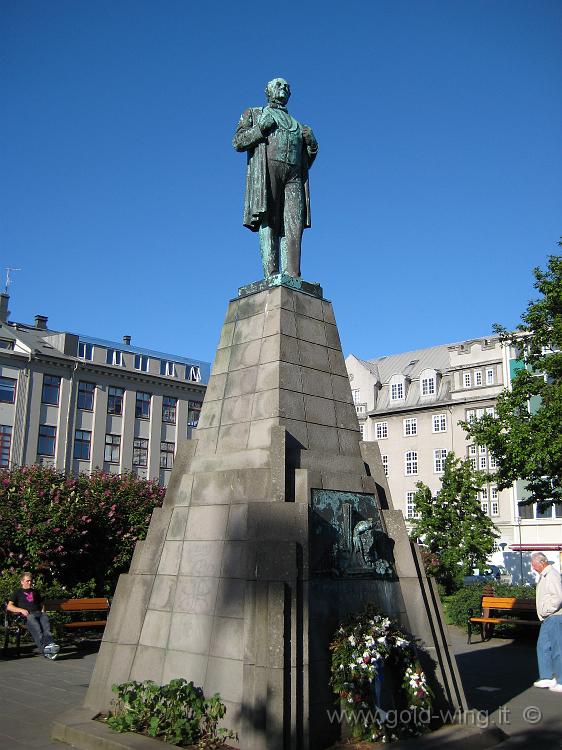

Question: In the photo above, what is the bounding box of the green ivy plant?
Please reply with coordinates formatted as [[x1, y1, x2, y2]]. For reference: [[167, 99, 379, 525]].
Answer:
[[106, 678, 236, 748]]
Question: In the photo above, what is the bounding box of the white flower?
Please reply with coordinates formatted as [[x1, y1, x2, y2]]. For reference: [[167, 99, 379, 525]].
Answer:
[[348, 635, 356, 646]]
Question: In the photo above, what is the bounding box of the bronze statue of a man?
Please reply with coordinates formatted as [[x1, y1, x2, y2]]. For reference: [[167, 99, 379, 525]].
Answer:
[[233, 78, 318, 279]]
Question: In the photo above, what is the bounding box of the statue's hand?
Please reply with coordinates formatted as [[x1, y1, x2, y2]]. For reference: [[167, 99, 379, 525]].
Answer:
[[258, 109, 276, 134], [302, 125, 318, 150]]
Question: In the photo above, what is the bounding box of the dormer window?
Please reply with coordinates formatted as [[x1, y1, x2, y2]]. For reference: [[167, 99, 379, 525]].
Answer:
[[420, 368, 437, 398], [389, 373, 406, 401]]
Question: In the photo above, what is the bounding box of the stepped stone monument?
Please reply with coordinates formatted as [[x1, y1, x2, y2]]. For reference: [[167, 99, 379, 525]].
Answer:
[[77, 80, 465, 750]]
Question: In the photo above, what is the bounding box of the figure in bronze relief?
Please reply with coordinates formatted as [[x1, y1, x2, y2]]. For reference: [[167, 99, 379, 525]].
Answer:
[[233, 78, 318, 279]]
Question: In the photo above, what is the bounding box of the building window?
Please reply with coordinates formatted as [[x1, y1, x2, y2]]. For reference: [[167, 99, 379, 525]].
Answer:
[[489, 454, 498, 469], [106, 349, 124, 366], [42, 375, 61, 405], [479, 489, 489, 515], [38, 425, 56, 456], [432, 414, 447, 432], [73, 430, 91, 460], [133, 437, 149, 467], [351, 388, 361, 404], [375, 421, 388, 439], [403, 417, 417, 436], [486, 368, 495, 385], [187, 400, 201, 432], [479, 455, 487, 470], [160, 441, 175, 469], [162, 396, 177, 424], [468, 444, 477, 456], [77, 381, 95, 411], [134, 354, 149, 372], [405, 451, 418, 476], [475, 371, 482, 386], [491, 487, 499, 516], [406, 491, 419, 519], [107, 387, 124, 415], [466, 409, 475, 421], [136, 391, 151, 419], [78, 342, 93, 361], [382, 454, 388, 476], [463, 372, 471, 388], [0, 377, 16, 403], [104, 433, 121, 463], [359, 422, 365, 438], [391, 382, 404, 400], [186, 365, 201, 382], [486, 406, 496, 417], [160, 360, 176, 377], [434, 448, 447, 473], [0, 425, 12, 467], [421, 377, 435, 396]]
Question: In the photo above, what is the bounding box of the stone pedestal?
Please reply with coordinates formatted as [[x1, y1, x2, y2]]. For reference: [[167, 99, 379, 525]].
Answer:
[[84, 283, 465, 749]]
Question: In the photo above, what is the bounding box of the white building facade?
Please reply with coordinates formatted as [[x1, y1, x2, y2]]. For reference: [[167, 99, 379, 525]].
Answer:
[[0, 296, 209, 486], [346, 336, 562, 579]]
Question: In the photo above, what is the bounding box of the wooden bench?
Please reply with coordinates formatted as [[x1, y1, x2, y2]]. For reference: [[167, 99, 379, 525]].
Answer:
[[2, 597, 109, 656], [467, 595, 539, 644]]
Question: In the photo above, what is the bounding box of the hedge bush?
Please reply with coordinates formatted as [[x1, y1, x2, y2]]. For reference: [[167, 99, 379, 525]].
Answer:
[[446, 582, 536, 629], [0, 465, 165, 595]]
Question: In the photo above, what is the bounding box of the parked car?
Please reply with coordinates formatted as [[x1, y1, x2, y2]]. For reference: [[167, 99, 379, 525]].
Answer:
[[463, 565, 512, 585]]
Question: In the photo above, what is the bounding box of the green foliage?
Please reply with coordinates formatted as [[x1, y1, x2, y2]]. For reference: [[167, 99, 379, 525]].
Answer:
[[410, 453, 498, 593], [462, 250, 562, 506], [0, 466, 165, 594], [106, 679, 236, 748], [446, 582, 536, 629]]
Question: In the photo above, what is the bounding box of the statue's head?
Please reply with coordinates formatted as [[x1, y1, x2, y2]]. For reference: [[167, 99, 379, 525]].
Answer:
[[265, 78, 291, 106]]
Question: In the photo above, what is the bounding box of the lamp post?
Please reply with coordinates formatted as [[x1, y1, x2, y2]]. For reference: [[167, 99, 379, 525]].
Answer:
[[517, 516, 523, 582]]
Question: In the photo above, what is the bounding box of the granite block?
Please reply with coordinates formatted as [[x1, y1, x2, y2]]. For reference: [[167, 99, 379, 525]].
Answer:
[[227, 504, 248, 540], [220, 393, 254, 425], [206, 656, 244, 703], [135, 508, 172, 574], [321, 300, 337, 325], [303, 394, 337, 427], [251, 389, 279, 420], [84, 642, 137, 712], [192, 471, 231, 505], [221, 541, 254, 579], [210, 346, 231, 376], [267, 285, 295, 311], [205, 373, 227, 401], [130, 646, 166, 684], [217, 421, 251, 452], [168, 507, 189, 540], [298, 339, 330, 371], [325, 323, 342, 351], [263, 306, 297, 338], [319, 471, 365, 492], [327, 346, 348, 376], [258, 333, 280, 364], [236, 292, 267, 321], [197, 399, 222, 429], [233, 312, 265, 344], [224, 366, 259, 398], [337, 428, 362, 456], [139, 609, 171, 649], [224, 299, 239, 324], [293, 291, 324, 320], [193, 427, 219, 455], [148, 575, 177, 611], [217, 322, 235, 350], [215, 577, 246, 618], [331, 374, 354, 403], [185, 504, 229, 541], [295, 314, 327, 346], [210, 617, 244, 660], [335, 400, 360, 430], [180, 540, 224, 577], [172, 473, 194, 507], [278, 417, 309, 448], [157, 541, 183, 576], [246, 417, 275, 449], [175, 575, 219, 615], [300, 366, 333, 399], [229, 339, 262, 371], [162, 650, 209, 685], [169, 612, 213, 654], [279, 388, 306, 420]]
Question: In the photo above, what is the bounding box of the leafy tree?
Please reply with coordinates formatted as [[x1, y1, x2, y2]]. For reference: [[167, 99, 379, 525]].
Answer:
[[0, 466, 165, 594], [462, 251, 562, 507], [410, 453, 498, 592]]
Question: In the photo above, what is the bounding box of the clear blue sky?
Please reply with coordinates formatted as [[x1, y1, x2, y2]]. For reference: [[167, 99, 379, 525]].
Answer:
[[2, 1, 561, 364]]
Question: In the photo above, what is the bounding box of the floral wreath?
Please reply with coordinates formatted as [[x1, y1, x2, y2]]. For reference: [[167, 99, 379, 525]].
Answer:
[[329, 607, 432, 743]]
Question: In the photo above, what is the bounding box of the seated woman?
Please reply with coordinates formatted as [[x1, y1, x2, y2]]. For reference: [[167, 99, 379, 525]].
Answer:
[[7, 571, 60, 659]]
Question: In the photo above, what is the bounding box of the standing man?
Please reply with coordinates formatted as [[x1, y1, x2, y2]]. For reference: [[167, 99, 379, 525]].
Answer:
[[233, 78, 318, 279], [7, 571, 60, 660], [531, 552, 562, 692]]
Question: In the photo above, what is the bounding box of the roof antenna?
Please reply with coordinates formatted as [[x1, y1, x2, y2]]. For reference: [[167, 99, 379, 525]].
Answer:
[[5, 267, 21, 294]]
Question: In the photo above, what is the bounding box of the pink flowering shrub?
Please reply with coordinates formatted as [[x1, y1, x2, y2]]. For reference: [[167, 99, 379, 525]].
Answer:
[[0, 466, 165, 594]]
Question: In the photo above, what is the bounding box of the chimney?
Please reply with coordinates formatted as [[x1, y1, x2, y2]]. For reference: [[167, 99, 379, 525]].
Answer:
[[35, 315, 48, 330], [123, 335, 131, 346], [0, 293, 9, 323]]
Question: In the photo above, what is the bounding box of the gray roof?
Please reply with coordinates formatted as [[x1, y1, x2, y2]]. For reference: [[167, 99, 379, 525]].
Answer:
[[361, 344, 454, 385]]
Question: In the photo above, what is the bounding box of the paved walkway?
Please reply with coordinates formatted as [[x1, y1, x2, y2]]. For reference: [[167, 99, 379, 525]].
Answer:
[[2, 628, 562, 749]]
